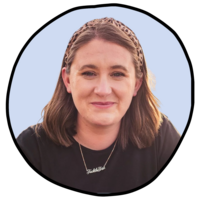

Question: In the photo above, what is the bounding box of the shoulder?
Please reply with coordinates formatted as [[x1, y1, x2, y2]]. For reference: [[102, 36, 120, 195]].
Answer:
[[16, 124, 48, 171], [16, 124, 59, 153], [17, 124, 46, 146], [17, 124, 65, 153], [155, 114, 181, 170], [17, 126, 37, 140], [158, 114, 181, 141]]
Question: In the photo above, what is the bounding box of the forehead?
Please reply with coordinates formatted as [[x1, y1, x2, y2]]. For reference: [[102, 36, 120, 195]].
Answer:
[[72, 39, 134, 68]]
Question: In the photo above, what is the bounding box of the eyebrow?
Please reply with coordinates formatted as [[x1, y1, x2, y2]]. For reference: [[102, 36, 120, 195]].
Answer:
[[78, 64, 128, 72]]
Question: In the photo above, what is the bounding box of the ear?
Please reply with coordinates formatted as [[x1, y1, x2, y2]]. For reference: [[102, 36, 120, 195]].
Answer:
[[133, 78, 143, 96], [62, 67, 71, 93]]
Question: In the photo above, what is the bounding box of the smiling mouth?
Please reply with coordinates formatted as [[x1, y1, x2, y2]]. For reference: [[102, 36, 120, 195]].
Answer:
[[91, 102, 115, 108], [92, 102, 115, 105]]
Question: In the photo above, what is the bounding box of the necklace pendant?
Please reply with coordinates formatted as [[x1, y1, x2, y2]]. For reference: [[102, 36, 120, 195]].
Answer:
[[87, 166, 105, 174]]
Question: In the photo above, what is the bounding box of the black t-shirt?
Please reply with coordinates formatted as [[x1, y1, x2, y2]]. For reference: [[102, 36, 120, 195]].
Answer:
[[16, 115, 180, 194]]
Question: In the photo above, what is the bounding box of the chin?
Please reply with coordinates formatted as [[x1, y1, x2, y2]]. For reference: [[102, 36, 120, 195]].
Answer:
[[90, 116, 118, 127]]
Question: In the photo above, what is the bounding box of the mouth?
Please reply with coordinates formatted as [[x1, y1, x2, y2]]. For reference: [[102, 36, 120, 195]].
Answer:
[[91, 102, 116, 109], [92, 102, 115, 105]]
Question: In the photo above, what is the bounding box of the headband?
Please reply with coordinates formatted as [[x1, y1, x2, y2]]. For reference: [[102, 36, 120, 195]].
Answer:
[[63, 17, 144, 70]]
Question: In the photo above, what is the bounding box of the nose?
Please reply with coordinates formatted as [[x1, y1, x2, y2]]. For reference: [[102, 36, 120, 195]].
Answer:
[[94, 76, 112, 97]]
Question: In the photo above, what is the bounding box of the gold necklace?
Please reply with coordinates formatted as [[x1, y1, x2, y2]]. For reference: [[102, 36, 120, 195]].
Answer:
[[78, 139, 118, 175]]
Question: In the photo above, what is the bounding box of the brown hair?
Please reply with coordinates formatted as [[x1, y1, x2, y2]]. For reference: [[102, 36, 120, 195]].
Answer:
[[36, 18, 162, 150]]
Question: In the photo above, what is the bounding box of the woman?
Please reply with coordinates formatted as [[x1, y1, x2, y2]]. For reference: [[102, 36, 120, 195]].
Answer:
[[17, 17, 180, 193]]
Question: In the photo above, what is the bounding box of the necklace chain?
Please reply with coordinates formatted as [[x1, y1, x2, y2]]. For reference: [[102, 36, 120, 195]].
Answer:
[[78, 139, 118, 174]]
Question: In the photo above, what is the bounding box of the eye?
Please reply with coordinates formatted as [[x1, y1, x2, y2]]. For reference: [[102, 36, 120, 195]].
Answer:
[[82, 72, 125, 77], [111, 72, 125, 77], [82, 71, 96, 76]]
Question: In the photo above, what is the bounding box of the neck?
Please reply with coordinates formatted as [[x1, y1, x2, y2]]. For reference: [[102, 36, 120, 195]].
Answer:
[[73, 115, 120, 150]]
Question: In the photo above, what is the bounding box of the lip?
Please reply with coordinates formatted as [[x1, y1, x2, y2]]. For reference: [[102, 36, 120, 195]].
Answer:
[[91, 102, 115, 105], [91, 102, 115, 109]]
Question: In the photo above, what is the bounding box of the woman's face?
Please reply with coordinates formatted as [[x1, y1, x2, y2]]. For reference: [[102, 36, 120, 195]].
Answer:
[[62, 39, 142, 127]]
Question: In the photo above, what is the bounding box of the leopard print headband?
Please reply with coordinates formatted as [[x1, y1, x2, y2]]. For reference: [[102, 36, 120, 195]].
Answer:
[[63, 17, 144, 70]]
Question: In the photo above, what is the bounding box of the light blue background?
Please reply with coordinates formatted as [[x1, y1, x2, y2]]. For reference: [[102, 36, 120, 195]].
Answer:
[[9, 6, 191, 137]]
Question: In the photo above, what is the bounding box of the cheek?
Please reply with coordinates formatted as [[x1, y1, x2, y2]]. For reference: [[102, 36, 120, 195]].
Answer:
[[113, 79, 135, 97], [71, 78, 93, 100], [120, 80, 135, 102]]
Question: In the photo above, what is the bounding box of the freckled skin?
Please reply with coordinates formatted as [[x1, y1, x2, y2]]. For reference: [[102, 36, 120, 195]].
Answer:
[[62, 39, 142, 128]]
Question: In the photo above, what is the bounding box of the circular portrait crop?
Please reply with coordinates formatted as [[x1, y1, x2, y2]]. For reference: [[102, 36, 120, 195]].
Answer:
[[7, 4, 194, 196]]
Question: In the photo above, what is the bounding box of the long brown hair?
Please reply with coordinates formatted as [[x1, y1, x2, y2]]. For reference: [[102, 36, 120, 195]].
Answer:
[[36, 18, 162, 150]]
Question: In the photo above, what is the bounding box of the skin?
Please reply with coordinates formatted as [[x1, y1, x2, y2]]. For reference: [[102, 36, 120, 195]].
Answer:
[[62, 39, 142, 150]]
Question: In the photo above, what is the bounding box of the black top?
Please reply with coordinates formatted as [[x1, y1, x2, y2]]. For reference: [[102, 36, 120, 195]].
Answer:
[[16, 115, 180, 194]]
